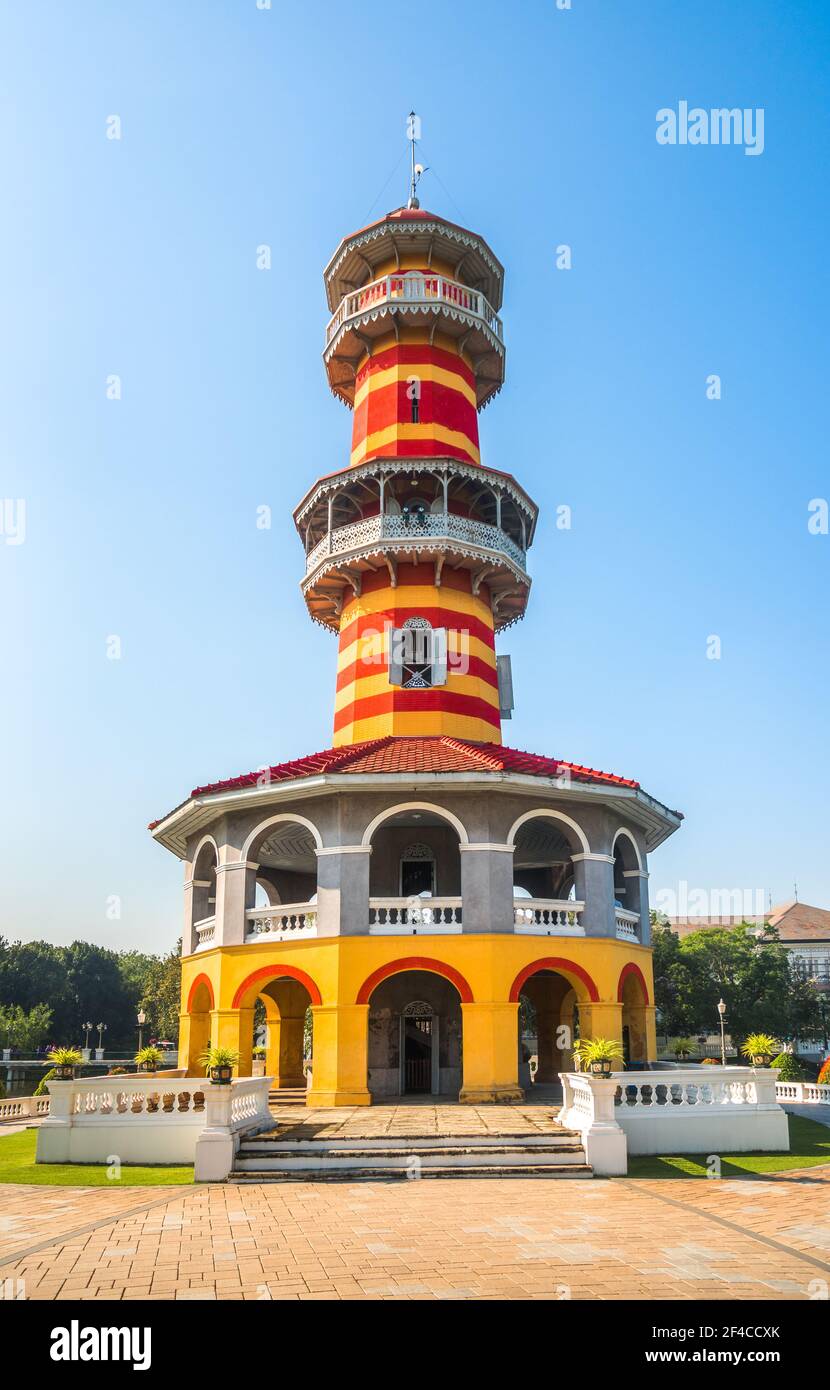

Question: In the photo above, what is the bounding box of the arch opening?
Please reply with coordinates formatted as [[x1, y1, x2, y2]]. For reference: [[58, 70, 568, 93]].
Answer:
[[243, 815, 320, 919], [517, 968, 581, 1097], [364, 805, 464, 906], [365, 969, 464, 1099], [255, 976, 315, 1091]]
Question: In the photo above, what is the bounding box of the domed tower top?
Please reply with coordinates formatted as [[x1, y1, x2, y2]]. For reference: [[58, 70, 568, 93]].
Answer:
[[296, 132, 535, 748], [323, 206, 506, 468]]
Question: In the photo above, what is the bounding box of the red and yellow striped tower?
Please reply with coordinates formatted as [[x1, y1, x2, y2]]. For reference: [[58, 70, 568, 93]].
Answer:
[[294, 160, 537, 747]]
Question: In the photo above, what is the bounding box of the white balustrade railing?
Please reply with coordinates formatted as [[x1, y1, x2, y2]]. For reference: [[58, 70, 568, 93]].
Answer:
[[615, 908, 640, 942], [369, 897, 462, 934], [194, 915, 216, 947], [616, 1069, 769, 1111], [326, 272, 503, 347], [0, 1094, 51, 1121], [567, 1066, 789, 1161], [560, 1066, 790, 1169], [514, 898, 584, 935], [776, 1081, 830, 1105], [246, 904, 317, 941], [305, 511, 526, 576], [36, 1073, 274, 1176]]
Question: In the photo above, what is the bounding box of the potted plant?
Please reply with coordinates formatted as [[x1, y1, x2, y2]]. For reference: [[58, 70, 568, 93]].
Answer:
[[252, 1044, 267, 1077], [135, 1044, 165, 1073], [46, 1046, 83, 1080], [199, 1045, 240, 1085], [580, 1037, 624, 1079], [740, 1033, 780, 1068], [571, 1040, 585, 1073], [671, 1037, 694, 1061]]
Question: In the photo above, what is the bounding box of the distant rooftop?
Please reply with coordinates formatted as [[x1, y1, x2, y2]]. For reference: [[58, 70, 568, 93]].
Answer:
[[668, 901, 830, 943]]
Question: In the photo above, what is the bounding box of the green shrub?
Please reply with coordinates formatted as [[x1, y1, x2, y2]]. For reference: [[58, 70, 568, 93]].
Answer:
[[772, 1051, 805, 1081], [34, 1068, 58, 1096]]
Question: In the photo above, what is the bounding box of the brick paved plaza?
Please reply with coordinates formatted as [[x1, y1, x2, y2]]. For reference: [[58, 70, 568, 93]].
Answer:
[[2, 1164, 830, 1301]]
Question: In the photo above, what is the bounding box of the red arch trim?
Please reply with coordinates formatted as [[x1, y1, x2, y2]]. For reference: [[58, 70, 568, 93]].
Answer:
[[186, 973, 215, 1012], [617, 962, 650, 1004], [232, 965, 323, 1010], [356, 956, 474, 1005], [509, 957, 600, 1004]]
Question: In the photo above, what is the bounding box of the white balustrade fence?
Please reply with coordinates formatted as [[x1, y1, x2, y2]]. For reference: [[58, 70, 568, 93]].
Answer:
[[326, 273, 503, 347], [305, 510, 526, 576], [369, 897, 462, 934], [0, 1095, 51, 1121], [776, 1081, 830, 1105], [615, 908, 640, 941], [514, 898, 584, 934], [560, 1066, 790, 1169], [36, 1074, 273, 1176], [194, 915, 216, 948], [246, 904, 317, 941]]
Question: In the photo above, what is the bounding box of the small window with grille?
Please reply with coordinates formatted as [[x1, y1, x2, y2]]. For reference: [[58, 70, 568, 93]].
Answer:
[[388, 617, 448, 688]]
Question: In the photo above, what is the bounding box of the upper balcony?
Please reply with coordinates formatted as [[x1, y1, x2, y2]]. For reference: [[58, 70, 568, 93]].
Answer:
[[295, 458, 537, 633], [324, 272, 506, 408], [185, 805, 651, 954]]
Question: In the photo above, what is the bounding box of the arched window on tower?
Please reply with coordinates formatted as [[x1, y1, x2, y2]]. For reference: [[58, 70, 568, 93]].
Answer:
[[388, 616, 448, 689]]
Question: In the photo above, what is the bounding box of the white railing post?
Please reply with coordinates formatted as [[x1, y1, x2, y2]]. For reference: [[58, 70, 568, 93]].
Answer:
[[194, 1084, 235, 1182], [558, 1072, 628, 1176], [35, 1080, 76, 1162]]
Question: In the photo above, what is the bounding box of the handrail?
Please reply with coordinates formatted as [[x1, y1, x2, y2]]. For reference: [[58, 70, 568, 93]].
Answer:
[[326, 272, 503, 348]]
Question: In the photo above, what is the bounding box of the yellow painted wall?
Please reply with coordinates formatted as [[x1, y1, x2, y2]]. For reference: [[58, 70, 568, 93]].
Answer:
[[180, 934, 655, 1104]]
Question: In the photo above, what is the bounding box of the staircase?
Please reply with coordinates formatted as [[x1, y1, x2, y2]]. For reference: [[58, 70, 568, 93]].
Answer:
[[269, 1087, 307, 1109], [229, 1127, 591, 1182]]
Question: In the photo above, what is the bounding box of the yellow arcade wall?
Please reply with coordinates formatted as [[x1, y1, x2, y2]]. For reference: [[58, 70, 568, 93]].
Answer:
[[180, 934, 656, 1106]]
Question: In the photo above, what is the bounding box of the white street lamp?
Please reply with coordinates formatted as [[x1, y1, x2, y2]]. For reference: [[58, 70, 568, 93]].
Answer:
[[717, 997, 727, 1066]]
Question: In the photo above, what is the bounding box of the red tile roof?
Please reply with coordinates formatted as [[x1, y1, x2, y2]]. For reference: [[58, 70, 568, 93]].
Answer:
[[669, 902, 830, 942], [149, 736, 648, 829]]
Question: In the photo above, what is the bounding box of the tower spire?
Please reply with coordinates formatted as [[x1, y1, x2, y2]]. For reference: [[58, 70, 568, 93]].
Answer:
[[406, 111, 423, 209]]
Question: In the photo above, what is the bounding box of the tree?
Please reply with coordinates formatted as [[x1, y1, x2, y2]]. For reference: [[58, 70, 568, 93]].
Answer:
[[139, 945, 182, 1041], [0, 1003, 52, 1051], [653, 920, 824, 1046]]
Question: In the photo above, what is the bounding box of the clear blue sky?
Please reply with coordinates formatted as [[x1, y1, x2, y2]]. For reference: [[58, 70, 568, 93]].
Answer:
[[1, 0, 828, 952]]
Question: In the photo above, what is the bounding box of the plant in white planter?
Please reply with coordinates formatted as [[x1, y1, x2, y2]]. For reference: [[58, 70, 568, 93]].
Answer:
[[46, 1046, 83, 1080], [579, 1037, 624, 1079], [199, 1045, 240, 1085], [135, 1045, 165, 1073], [740, 1033, 780, 1068]]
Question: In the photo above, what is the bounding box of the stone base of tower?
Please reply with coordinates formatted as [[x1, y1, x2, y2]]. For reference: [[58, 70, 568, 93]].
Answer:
[[178, 935, 656, 1107]]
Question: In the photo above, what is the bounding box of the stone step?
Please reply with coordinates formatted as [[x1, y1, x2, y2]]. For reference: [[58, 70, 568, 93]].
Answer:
[[228, 1163, 592, 1183], [244, 1129, 582, 1150], [235, 1143, 586, 1171]]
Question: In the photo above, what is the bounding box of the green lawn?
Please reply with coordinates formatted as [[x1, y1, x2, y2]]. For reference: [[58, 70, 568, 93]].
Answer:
[[625, 1114, 830, 1179], [0, 1129, 194, 1186]]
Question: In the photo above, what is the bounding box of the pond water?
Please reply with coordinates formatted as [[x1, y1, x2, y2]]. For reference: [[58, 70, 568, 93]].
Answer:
[[2, 1062, 137, 1096]]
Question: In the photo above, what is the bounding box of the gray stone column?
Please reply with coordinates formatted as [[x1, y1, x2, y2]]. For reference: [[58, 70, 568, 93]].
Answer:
[[571, 852, 616, 938], [624, 869, 651, 945], [214, 860, 258, 946], [460, 844, 515, 933], [315, 846, 371, 937], [182, 875, 204, 956]]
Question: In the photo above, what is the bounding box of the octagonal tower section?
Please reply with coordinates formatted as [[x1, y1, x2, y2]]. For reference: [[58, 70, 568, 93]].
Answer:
[[297, 208, 537, 747]]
